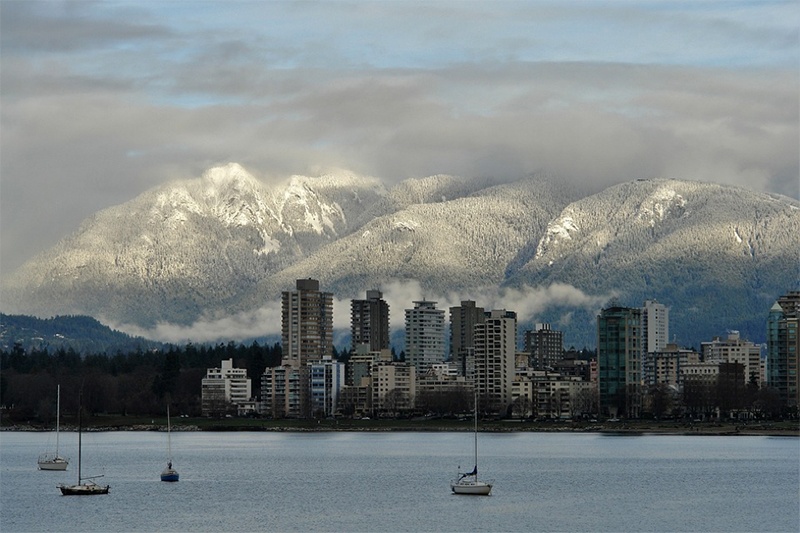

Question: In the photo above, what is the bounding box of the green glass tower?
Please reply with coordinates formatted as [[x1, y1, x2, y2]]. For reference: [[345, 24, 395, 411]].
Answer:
[[767, 291, 799, 411], [597, 306, 642, 418]]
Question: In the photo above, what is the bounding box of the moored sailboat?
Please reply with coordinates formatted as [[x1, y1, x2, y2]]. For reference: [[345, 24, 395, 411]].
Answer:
[[58, 388, 109, 495], [451, 390, 493, 495], [160, 404, 179, 482], [38, 385, 69, 471]]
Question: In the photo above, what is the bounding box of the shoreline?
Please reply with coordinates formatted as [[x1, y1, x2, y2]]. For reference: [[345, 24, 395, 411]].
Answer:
[[3, 421, 798, 437]]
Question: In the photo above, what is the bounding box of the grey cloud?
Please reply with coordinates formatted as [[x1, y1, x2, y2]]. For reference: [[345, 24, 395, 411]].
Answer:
[[0, 1, 171, 53], [2, 3, 797, 275]]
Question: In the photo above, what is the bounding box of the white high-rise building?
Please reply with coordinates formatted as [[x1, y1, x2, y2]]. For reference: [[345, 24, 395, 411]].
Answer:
[[404, 300, 446, 376], [642, 300, 669, 354], [641, 300, 669, 384], [474, 310, 517, 413]]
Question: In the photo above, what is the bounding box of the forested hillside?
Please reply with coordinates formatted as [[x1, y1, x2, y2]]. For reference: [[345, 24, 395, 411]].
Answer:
[[0, 314, 162, 354]]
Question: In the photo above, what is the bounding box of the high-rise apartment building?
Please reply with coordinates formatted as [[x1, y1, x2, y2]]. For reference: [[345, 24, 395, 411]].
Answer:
[[404, 300, 446, 375], [597, 305, 642, 418], [474, 310, 517, 413], [524, 323, 564, 370], [641, 300, 669, 355], [281, 278, 333, 368], [767, 291, 800, 409], [641, 299, 668, 386], [278, 278, 334, 417], [351, 289, 390, 352], [450, 301, 485, 375]]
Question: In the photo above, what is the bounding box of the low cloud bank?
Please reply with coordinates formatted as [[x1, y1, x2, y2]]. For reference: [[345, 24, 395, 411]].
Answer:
[[116, 281, 615, 346]]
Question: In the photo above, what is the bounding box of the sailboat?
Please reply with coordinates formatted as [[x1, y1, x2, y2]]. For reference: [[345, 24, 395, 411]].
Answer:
[[160, 404, 179, 482], [38, 385, 69, 471], [451, 390, 493, 495], [58, 388, 109, 495]]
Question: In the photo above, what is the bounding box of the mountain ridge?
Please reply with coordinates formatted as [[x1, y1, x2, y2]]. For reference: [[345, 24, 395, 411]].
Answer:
[[2, 164, 798, 348]]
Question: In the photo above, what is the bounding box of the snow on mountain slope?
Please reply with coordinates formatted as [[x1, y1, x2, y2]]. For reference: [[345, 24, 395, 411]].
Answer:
[[240, 175, 573, 305], [1, 166, 797, 348], [0, 163, 387, 326], [505, 178, 800, 346]]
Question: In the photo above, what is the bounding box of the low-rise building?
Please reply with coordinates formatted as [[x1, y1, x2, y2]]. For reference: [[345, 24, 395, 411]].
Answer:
[[372, 361, 416, 415], [202, 358, 252, 417]]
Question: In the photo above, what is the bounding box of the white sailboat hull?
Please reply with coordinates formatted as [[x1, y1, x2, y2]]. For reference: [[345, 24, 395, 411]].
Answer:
[[38, 454, 69, 471], [451, 479, 493, 495]]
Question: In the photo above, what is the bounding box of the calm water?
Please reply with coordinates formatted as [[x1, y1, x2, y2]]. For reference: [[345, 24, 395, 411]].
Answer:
[[1, 431, 798, 532]]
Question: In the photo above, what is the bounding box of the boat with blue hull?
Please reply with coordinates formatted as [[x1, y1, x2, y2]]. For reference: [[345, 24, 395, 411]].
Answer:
[[160, 405, 179, 482]]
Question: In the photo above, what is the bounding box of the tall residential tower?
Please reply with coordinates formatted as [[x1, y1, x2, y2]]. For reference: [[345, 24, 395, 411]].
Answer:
[[404, 300, 446, 376], [281, 278, 334, 368], [351, 290, 390, 353]]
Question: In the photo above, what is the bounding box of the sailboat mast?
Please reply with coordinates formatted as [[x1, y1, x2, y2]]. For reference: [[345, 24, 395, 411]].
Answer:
[[474, 389, 478, 480], [167, 404, 172, 462], [55, 385, 60, 457], [77, 389, 82, 484]]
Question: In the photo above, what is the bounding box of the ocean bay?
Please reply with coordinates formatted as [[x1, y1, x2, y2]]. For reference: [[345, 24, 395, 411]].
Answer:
[[1, 431, 798, 532]]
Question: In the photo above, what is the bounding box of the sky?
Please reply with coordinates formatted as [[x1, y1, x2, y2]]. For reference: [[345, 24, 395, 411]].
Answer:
[[1, 0, 798, 278]]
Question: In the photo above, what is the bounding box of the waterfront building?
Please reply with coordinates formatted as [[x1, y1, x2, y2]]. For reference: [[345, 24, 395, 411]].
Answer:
[[372, 361, 416, 415], [644, 344, 700, 387], [767, 291, 800, 409], [474, 310, 517, 413], [346, 346, 391, 387], [405, 300, 446, 376], [416, 364, 471, 414], [201, 358, 252, 417], [597, 305, 642, 418], [309, 356, 346, 418], [280, 278, 333, 417], [260, 365, 302, 418], [701, 331, 762, 386], [338, 384, 371, 418], [641, 300, 669, 354], [282, 278, 334, 368], [450, 300, 485, 377], [512, 370, 595, 420], [680, 361, 721, 418], [351, 290, 390, 352], [524, 323, 564, 370]]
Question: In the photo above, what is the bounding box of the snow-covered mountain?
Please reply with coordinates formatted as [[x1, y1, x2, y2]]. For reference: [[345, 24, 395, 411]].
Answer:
[[2, 163, 798, 348]]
